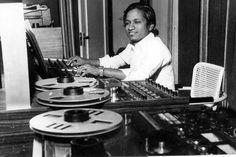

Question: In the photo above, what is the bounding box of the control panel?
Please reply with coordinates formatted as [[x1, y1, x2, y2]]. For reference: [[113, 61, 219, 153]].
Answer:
[[132, 107, 236, 155]]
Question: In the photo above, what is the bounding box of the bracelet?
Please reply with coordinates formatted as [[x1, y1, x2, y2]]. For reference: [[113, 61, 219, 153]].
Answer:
[[99, 66, 104, 77]]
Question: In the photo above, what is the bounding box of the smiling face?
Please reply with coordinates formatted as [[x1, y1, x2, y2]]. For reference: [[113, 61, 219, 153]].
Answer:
[[124, 8, 153, 44]]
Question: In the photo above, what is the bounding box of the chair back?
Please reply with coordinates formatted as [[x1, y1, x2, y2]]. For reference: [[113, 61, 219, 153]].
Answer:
[[191, 62, 224, 101]]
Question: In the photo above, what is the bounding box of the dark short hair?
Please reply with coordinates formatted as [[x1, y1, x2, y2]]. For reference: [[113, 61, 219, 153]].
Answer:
[[123, 2, 159, 36]]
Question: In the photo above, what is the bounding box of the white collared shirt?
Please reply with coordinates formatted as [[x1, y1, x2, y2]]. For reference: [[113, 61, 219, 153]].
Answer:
[[99, 33, 175, 90]]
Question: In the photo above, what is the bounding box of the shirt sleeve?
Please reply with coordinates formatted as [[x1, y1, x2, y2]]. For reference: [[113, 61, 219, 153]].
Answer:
[[120, 68, 131, 77], [99, 44, 132, 69], [99, 55, 125, 69]]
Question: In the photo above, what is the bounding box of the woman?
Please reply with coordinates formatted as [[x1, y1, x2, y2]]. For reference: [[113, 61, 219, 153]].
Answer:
[[67, 2, 175, 90]]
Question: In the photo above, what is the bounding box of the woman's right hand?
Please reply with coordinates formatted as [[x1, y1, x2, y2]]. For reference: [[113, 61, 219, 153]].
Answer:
[[66, 56, 86, 67]]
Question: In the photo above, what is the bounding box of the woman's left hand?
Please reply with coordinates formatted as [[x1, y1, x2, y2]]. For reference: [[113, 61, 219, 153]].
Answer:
[[76, 64, 99, 76]]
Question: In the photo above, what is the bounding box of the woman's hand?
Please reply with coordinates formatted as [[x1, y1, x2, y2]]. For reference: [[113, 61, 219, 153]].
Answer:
[[76, 64, 99, 76], [67, 56, 86, 67]]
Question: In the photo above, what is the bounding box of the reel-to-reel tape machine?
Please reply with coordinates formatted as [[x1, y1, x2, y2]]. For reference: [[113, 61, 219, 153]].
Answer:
[[29, 74, 236, 156], [31, 74, 125, 157], [35, 76, 110, 108], [35, 76, 98, 92], [30, 108, 124, 157], [30, 108, 123, 138]]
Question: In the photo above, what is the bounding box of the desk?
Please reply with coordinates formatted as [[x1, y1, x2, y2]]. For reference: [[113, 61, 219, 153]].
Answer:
[[0, 78, 188, 156], [1, 79, 233, 156], [0, 86, 189, 157], [0, 108, 198, 157]]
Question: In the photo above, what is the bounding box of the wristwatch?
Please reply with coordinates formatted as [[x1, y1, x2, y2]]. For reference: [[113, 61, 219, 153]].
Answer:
[[99, 66, 104, 77]]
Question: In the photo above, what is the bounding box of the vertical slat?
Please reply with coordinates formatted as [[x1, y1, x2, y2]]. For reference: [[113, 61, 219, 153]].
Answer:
[[170, 0, 179, 84], [59, 0, 76, 58], [223, 0, 230, 107], [59, 0, 68, 58], [199, 0, 209, 62], [78, 0, 84, 58], [67, 0, 76, 57], [103, 0, 108, 55], [84, 0, 90, 59]]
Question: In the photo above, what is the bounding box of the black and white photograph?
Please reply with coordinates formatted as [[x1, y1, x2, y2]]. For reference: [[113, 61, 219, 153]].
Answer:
[[0, 0, 236, 156]]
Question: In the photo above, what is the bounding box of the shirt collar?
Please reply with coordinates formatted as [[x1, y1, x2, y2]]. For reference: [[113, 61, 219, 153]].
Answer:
[[129, 32, 155, 48]]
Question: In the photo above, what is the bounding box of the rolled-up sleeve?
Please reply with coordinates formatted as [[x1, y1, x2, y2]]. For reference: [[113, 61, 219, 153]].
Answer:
[[99, 55, 126, 69], [99, 44, 133, 69], [120, 68, 131, 78]]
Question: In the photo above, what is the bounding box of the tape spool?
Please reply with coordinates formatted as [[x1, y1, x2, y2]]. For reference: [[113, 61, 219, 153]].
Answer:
[[37, 87, 110, 103], [29, 108, 123, 138], [36, 96, 110, 108], [36, 87, 111, 108], [35, 76, 98, 91]]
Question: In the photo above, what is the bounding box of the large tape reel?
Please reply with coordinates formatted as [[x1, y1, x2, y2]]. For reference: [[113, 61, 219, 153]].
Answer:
[[35, 76, 98, 91], [36, 87, 110, 108], [29, 108, 123, 137]]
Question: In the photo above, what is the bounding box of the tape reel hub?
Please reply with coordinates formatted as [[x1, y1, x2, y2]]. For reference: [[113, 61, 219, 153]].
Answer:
[[63, 86, 84, 96], [57, 76, 75, 83], [64, 109, 90, 122]]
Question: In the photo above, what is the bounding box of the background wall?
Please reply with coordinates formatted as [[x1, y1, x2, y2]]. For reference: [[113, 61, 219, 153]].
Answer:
[[226, 0, 236, 111], [178, 0, 201, 86], [111, 0, 139, 54], [152, 0, 171, 48]]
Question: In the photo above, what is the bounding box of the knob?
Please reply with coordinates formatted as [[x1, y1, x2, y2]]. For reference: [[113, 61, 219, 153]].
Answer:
[[145, 138, 149, 152], [153, 141, 171, 155], [110, 87, 119, 102], [199, 146, 208, 155], [177, 127, 185, 138], [192, 140, 199, 150]]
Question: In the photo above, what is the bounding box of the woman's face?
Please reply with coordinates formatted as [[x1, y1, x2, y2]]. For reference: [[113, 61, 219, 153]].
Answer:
[[124, 8, 152, 44]]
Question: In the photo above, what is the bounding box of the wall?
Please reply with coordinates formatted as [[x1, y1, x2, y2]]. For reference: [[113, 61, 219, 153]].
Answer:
[[111, 0, 139, 54], [152, 0, 171, 47], [226, 0, 236, 111], [178, 0, 201, 86]]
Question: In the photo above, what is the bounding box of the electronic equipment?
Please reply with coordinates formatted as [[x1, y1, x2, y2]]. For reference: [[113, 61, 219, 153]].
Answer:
[[101, 79, 213, 111], [30, 78, 236, 156], [26, 21, 74, 79], [132, 106, 236, 155], [44, 58, 76, 78], [30, 108, 123, 137], [36, 87, 110, 108], [29, 105, 236, 156], [35, 76, 98, 91], [30, 108, 123, 157], [101, 78, 179, 101], [26, 22, 77, 102]]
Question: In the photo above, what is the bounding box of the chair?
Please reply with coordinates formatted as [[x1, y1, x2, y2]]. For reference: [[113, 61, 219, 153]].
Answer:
[[190, 62, 227, 104]]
